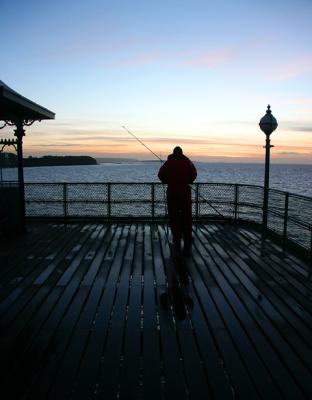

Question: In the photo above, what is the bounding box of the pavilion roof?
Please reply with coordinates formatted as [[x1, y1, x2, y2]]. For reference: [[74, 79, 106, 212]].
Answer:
[[0, 80, 55, 121]]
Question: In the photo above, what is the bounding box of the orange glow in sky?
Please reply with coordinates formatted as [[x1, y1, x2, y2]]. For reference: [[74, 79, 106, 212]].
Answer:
[[14, 117, 311, 164]]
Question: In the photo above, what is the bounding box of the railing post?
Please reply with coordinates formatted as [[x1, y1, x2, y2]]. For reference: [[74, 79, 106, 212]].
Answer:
[[107, 183, 111, 220], [151, 183, 155, 221], [63, 183, 68, 218], [196, 183, 199, 221], [310, 228, 312, 264], [283, 192, 289, 248], [234, 184, 238, 221]]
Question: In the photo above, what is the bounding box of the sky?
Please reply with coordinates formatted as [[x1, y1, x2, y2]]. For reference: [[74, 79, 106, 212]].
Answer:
[[1, 0, 312, 163]]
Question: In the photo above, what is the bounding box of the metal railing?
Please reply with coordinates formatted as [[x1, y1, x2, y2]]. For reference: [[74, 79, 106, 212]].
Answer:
[[24, 182, 312, 257]]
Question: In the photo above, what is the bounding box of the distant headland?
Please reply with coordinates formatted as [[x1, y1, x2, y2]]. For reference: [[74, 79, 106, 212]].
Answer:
[[23, 155, 97, 167], [0, 153, 97, 167], [96, 157, 139, 164], [97, 158, 161, 163], [0, 154, 161, 168]]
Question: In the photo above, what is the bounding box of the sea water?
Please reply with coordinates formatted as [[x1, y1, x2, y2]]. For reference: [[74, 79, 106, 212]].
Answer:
[[1, 162, 312, 197]]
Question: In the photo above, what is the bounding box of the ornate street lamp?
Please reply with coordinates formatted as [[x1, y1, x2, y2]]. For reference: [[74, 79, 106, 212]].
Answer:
[[259, 104, 278, 229]]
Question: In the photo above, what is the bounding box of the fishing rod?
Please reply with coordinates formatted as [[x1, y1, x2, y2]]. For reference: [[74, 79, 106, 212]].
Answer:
[[122, 126, 163, 164], [122, 125, 225, 218], [122, 126, 172, 240]]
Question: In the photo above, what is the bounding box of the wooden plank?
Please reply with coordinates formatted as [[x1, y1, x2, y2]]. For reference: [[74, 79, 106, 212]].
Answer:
[[0, 222, 51, 280], [141, 224, 162, 399], [215, 226, 312, 361], [0, 223, 69, 305], [199, 224, 312, 399], [0, 223, 97, 360], [237, 227, 311, 277], [93, 225, 136, 399], [0, 223, 85, 323], [1, 222, 311, 400], [25, 224, 122, 400], [237, 227, 312, 300], [118, 224, 143, 399], [215, 225, 312, 342], [190, 226, 262, 399], [1, 224, 104, 399], [158, 225, 211, 400], [69, 225, 129, 400], [152, 224, 188, 400], [0, 222, 56, 278], [223, 225, 312, 337], [198, 225, 301, 399], [180, 258, 234, 399], [43, 224, 128, 400]]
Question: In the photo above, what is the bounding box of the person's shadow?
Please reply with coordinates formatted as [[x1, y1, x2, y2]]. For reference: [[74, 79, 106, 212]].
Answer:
[[159, 247, 193, 320]]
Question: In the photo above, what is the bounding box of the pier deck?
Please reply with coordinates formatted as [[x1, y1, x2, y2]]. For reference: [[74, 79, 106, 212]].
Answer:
[[0, 222, 312, 399]]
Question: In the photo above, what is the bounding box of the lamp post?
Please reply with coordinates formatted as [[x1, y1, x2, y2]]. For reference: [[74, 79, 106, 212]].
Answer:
[[259, 104, 278, 229]]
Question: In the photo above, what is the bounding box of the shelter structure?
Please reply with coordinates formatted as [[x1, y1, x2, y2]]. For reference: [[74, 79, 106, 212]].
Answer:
[[0, 80, 55, 232]]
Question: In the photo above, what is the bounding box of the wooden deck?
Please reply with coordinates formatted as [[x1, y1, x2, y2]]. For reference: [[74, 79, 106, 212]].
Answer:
[[0, 222, 312, 399]]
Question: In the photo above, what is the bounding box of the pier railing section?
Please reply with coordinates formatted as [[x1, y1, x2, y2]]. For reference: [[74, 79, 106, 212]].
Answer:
[[25, 182, 312, 257]]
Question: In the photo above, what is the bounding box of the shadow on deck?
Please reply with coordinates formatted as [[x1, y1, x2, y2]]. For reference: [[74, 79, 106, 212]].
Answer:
[[0, 222, 312, 399]]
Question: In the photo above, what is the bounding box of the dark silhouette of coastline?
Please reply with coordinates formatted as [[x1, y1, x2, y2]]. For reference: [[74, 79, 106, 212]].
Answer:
[[0, 153, 97, 168], [96, 157, 139, 163]]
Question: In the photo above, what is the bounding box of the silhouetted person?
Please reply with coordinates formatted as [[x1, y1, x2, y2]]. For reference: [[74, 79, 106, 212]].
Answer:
[[158, 146, 197, 256]]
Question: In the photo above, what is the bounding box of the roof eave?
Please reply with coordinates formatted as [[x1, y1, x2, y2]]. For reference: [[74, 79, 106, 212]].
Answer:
[[2, 89, 55, 120], [0, 81, 55, 121]]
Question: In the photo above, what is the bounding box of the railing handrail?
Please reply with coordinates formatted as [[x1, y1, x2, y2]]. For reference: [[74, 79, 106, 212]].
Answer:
[[24, 181, 312, 201], [23, 182, 312, 257]]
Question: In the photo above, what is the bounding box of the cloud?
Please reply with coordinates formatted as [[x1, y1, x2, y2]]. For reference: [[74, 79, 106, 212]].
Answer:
[[183, 48, 236, 67], [115, 52, 163, 67], [143, 136, 261, 147], [60, 135, 133, 142], [277, 151, 307, 155], [290, 98, 312, 106], [99, 44, 239, 69], [46, 36, 141, 62], [289, 127, 312, 133], [269, 54, 312, 81], [30, 143, 82, 147], [282, 122, 312, 133], [26, 127, 267, 149]]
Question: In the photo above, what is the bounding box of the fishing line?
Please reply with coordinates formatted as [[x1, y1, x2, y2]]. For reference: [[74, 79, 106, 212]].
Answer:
[[122, 126, 163, 163], [121, 125, 225, 219], [122, 126, 171, 240]]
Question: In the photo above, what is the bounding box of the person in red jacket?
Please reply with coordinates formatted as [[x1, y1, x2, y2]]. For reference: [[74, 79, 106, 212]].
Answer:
[[158, 146, 197, 256]]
